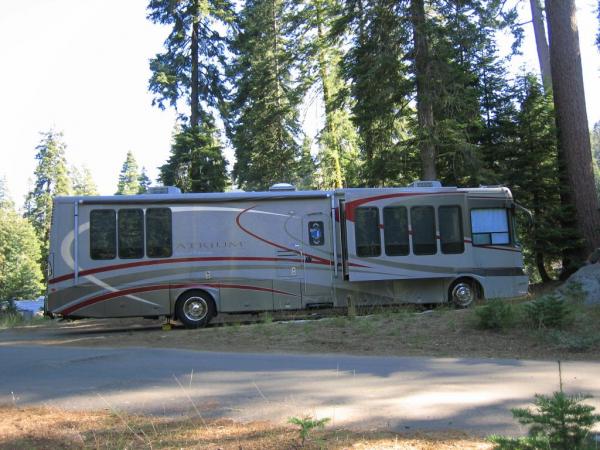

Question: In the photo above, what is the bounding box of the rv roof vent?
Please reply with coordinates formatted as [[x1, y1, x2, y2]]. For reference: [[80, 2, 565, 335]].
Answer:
[[269, 183, 296, 191], [145, 186, 182, 195], [407, 180, 442, 188]]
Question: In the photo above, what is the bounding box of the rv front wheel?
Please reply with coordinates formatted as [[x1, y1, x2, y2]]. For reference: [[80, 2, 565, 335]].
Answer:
[[449, 280, 477, 308], [176, 292, 215, 328]]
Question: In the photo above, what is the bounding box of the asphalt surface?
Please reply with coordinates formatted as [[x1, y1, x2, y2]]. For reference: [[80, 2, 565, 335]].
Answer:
[[1, 345, 599, 435]]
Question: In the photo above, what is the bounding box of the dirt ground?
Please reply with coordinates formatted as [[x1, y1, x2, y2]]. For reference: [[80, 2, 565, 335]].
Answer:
[[2, 303, 599, 361], [0, 404, 492, 449]]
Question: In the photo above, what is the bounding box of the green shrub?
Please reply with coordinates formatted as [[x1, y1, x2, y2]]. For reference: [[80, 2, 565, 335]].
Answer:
[[490, 391, 600, 450], [548, 331, 600, 352], [561, 281, 586, 304], [475, 300, 515, 330], [288, 416, 330, 447], [524, 294, 574, 329]]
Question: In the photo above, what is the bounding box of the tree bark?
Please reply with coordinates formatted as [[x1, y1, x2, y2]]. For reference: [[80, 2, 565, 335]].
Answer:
[[190, 0, 200, 128], [410, 0, 436, 181], [545, 0, 600, 257], [535, 252, 551, 282], [530, 0, 552, 92]]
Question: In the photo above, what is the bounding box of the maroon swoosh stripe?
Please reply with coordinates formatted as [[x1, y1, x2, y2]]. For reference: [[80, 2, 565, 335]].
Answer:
[[60, 282, 298, 315], [345, 192, 465, 221], [49, 256, 304, 285], [235, 205, 332, 265]]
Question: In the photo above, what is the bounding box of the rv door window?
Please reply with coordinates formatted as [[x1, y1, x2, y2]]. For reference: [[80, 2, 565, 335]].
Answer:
[[118, 209, 144, 259], [411, 206, 437, 255], [439, 206, 464, 254], [383, 206, 409, 256], [90, 209, 116, 260], [471, 208, 510, 245], [308, 221, 325, 246], [146, 208, 172, 258], [355, 207, 381, 257]]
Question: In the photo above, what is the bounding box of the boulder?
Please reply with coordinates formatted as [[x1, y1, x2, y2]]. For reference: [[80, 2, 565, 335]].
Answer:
[[559, 264, 600, 306]]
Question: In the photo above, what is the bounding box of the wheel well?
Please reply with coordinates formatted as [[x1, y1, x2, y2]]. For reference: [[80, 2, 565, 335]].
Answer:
[[448, 277, 484, 301], [174, 289, 217, 320]]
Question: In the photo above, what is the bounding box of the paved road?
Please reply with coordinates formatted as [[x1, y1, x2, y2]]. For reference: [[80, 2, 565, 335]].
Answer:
[[1, 345, 599, 435]]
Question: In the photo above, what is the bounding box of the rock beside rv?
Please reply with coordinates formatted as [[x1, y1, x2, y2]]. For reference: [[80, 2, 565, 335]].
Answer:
[[558, 263, 600, 306]]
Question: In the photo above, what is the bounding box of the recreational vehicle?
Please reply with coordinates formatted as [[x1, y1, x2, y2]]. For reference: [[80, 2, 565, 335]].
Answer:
[[45, 182, 529, 328]]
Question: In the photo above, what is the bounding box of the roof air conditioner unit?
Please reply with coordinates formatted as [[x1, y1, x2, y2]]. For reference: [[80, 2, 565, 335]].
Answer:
[[407, 180, 442, 188], [269, 183, 296, 191], [145, 186, 182, 195]]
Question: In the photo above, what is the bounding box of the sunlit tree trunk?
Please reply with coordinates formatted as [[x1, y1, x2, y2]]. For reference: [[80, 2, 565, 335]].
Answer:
[[545, 0, 600, 259], [530, 0, 552, 91]]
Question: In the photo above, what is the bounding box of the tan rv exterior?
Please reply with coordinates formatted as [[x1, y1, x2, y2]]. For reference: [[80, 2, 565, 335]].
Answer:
[[46, 184, 529, 327]]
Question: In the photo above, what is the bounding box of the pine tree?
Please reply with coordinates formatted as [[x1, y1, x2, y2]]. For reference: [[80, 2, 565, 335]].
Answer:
[[71, 165, 99, 196], [116, 151, 142, 195], [159, 123, 228, 192], [138, 167, 152, 193], [508, 76, 579, 281], [24, 130, 72, 273], [293, 0, 361, 188], [148, 0, 231, 192], [148, 0, 233, 127], [0, 208, 44, 300], [340, 0, 417, 187], [228, 0, 307, 190]]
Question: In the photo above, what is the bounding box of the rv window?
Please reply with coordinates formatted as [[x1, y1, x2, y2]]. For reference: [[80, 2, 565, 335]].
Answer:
[[383, 206, 409, 256], [355, 207, 381, 257], [439, 206, 464, 254], [411, 206, 436, 255], [90, 209, 116, 260], [308, 221, 325, 246], [471, 208, 510, 245], [118, 209, 144, 259], [146, 208, 172, 258]]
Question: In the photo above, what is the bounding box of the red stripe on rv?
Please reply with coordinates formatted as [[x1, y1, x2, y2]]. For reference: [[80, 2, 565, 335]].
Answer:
[[235, 205, 332, 266], [345, 192, 464, 222], [60, 283, 298, 315], [49, 256, 303, 285]]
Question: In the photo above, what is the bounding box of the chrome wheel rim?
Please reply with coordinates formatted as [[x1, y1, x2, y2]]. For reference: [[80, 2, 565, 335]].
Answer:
[[452, 282, 474, 307], [183, 297, 208, 321]]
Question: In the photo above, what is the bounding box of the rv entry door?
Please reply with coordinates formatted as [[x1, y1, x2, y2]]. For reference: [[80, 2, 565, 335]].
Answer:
[[302, 213, 333, 301]]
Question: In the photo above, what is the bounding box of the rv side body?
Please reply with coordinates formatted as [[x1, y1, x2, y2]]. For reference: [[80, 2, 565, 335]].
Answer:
[[46, 186, 528, 323]]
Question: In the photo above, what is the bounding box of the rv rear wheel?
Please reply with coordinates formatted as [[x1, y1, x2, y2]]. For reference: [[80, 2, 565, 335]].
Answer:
[[176, 291, 215, 328], [449, 280, 477, 308]]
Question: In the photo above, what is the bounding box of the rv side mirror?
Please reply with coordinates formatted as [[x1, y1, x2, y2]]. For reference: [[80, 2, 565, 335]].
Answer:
[[514, 203, 534, 230]]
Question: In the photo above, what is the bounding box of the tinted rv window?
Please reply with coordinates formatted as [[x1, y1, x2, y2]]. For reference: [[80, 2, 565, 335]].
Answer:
[[146, 208, 172, 258], [355, 207, 381, 257], [308, 221, 325, 246], [90, 209, 116, 260], [383, 206, 409, 256], [118, 209, 144, 259], [471, 208, 510, 245], [411, 206, 436, 255], [439, 206, 464, 254]]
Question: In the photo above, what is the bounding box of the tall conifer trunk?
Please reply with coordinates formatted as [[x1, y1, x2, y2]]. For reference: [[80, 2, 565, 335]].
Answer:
[[530, 0, 552, 91], [410, 0, 436, 181], [545, 0, 600, 258], [190, 0, 200, 128]]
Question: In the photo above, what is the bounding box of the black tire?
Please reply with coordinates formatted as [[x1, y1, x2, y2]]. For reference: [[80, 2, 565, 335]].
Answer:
[[175, 291, 215, 328], [449, 279, 478, 308]]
